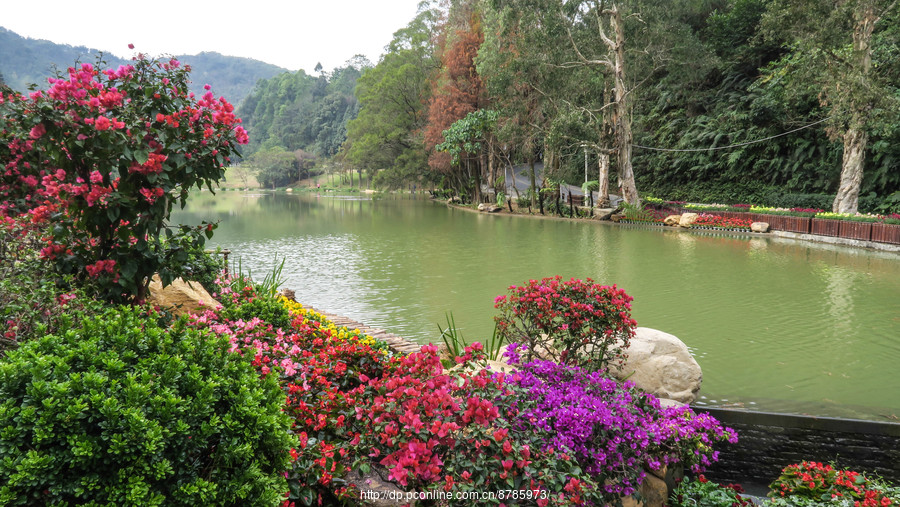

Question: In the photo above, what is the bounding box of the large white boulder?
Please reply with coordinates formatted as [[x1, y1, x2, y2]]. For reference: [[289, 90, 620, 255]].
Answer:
[[678, 213, 699, 228], [610, 327, 702, 404]]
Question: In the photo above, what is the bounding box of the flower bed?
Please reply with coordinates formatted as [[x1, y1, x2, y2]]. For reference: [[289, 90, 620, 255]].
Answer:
[[187, 274, 738, 506], [671, 462, 900, 506], [643, 197, 900, 244], [839, 220, 874, 241], [691, 213, 754, 231]]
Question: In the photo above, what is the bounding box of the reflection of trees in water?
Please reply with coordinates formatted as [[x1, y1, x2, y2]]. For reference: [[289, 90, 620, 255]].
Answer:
[[822, 266, 859, 337]]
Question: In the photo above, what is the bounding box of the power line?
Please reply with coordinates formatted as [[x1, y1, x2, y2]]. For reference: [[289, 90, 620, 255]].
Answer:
[[631, 117, 830, 153]]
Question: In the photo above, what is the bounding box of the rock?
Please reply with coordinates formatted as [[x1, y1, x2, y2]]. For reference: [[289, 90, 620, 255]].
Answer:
[[447, 196, 461, 204], [658, 398, 686, 410], [436, 343, 455, 363], [622, 472, 668, 507], [751, 221, 770, 233], [610, 327, 702, 404], [477, 203, 502, 212], [483, 359, 518, 374], [610, 213, 624, 222], [147, 274, 221, 317], [678, 213, 699, 228], [595, 208, 616, 220], [664, 215, 681, 226], [349, 465, 412, 507]]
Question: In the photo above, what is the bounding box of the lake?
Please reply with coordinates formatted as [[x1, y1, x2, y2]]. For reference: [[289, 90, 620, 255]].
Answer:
[[173, 191, 900, 421]]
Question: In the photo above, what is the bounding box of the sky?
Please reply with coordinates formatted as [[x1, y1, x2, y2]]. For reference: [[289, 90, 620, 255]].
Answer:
[[3, 0, 425, 73]]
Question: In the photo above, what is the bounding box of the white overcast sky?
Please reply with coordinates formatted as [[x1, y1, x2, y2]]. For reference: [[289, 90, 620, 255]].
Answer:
[[3, 0, 424, 73]]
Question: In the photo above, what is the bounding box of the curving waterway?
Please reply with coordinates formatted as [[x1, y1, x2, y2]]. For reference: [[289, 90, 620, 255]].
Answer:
[[173, 191, 900, 421]]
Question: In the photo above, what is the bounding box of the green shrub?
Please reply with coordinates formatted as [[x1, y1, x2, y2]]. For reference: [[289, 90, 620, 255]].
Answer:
[[0, 307, 296, 506], [181, 246, 226, 294], [0, 219, 103, 351]]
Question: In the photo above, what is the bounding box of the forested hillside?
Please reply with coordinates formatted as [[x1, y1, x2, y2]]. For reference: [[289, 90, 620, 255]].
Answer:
[[331, 0, 899, 213], [0, 27, 287, 105], [235, 57, 370, 186]]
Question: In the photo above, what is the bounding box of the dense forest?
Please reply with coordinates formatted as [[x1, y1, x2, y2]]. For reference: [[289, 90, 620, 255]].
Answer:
[[236, 57, 370, 187], [0, 27, 287, 106], [239, 0, 898, 213]]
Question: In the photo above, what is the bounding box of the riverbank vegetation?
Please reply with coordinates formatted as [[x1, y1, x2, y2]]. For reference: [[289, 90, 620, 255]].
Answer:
[[231, 0, 899, 216], [0, 54, 739, 505]]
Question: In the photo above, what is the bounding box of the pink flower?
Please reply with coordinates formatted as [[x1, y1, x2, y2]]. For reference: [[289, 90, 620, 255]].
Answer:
[[128, 43, 135, 50], [29, 124, 46, 140], [90, 171, 103, 184], [94, 116, 110, 130]]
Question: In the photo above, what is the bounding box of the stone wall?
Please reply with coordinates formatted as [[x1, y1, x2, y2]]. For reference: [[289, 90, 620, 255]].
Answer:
[[697, 408, 900, 488]]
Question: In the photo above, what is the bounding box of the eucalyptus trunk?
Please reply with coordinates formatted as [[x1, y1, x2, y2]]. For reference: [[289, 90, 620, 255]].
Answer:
[[610, 5, 639, 206], [834, 124, 867, 213], [832, 1, 877, 214], [598, 151, 610, 207]]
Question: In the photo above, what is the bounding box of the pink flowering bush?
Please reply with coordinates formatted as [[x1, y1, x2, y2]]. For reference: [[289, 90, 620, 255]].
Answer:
[[494, 276, 637, 371], [0, 52, 248, 303]]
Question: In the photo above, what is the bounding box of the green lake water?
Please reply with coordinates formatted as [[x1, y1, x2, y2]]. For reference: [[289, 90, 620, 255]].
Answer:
[[174, 191, 900, 420]]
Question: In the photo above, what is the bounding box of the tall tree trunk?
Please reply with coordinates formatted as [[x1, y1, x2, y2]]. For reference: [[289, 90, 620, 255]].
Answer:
[[598, 151, 610, 207], [834, 124, 867, 213], [832, 1, 877, 214], [529, 158, 537, 209], [610, 5, 639, 205]]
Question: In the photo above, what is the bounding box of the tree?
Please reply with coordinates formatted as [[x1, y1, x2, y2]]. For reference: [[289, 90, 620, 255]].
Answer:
[[343, 3, 441, 189], [436, 109, 499, 200], [0, 55, 247, 303], [761, 0, 900, 213], [482, 0, 660, 205], [247, 146, 298, 188], [424, 4, 487, 201]]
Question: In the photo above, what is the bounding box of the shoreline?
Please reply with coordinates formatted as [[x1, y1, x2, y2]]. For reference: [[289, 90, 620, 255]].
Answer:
[[441, 199, 900, 254]]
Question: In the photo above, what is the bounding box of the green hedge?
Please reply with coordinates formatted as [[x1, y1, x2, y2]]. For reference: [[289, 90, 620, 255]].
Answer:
[[0, 307, 296, 506], [639, 180, 883, 213]]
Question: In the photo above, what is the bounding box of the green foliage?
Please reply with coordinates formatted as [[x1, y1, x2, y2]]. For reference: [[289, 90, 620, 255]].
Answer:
[[670, 476, 753, 507], [217, 258, 292, 331], [0, 219, 102, 350], [436, 109, 500, 165], [238, 57, 368, 159], [247, 146, 300, 188], [343, 6, 440, 190], [640, 180, 887, 213], [621, 202, 655, 222], [437, 312, 506, 365], [181, 246, 226, 295], [0, 307, 296, 505]]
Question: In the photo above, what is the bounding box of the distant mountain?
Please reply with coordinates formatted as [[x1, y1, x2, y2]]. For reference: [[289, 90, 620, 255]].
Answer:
[[0, 27, 289, 106]]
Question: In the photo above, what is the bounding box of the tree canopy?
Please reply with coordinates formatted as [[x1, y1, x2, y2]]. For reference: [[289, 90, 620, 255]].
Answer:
[[229, 0, 900, 211]]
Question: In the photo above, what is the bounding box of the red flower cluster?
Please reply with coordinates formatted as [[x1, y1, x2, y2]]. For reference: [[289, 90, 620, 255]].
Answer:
[[771, 461, 894, 506], [693, 213, 754, 229], [494, 276, 637, 370]]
